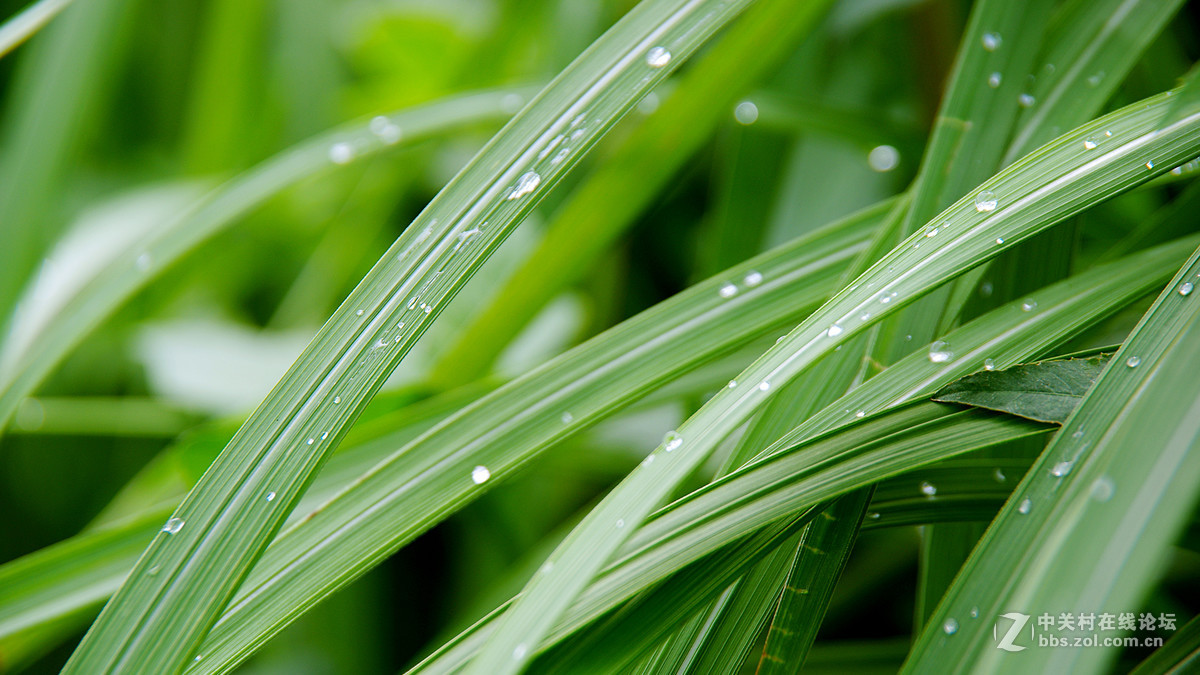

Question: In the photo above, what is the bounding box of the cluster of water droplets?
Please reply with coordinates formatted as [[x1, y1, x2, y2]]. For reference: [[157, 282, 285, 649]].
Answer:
[[716, 270, 764, 299]]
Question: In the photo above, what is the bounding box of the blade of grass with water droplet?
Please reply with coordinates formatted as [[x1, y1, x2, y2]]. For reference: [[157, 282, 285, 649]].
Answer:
[[180, 199, 879, 675], [905, 244, 1200, 673], [461, 91, 1200, 673], [429, 0, 838, 389], [409, 404, 1050, 672], [60, 1, 762, 669], [0, 89, 523, 435]]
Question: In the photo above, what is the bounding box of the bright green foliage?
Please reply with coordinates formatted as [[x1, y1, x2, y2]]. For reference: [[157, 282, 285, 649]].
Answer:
[[1, 1, 1200, 674]]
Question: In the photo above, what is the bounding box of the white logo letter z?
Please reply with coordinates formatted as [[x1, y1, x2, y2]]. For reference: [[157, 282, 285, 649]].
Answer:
[[994, 612, 1030, 652]]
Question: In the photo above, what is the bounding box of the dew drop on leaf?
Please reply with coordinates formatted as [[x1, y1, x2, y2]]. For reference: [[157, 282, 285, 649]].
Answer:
[[920, 481, 937, 496], [663, 431, 683, 452], [162, 517, 184, 534], [1017, 498, 1032, 514], [645, 46, 671, 68], [471, 465, 491, 484], [943, 618, 959, 635], [975, 190, 997, 212]]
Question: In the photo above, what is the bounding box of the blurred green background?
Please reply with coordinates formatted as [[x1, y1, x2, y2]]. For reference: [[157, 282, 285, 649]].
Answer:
[[2, 0, 1199, 672]]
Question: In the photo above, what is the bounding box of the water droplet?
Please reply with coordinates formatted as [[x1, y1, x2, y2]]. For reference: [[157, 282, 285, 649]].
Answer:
[[663, 431, 683, 452], [1021, 299, 1037, 312], [975, 190, 998, 212], [136, 253, 152, 271], [333, 396, 341, 404], [984, 358, 996, 371], [1018, 93, 1035, 108], [1125, 356, 1141, 368], [645, 46, 671, 68], [827, 324, 844, 337], [1072, 430, 1084, 439], [859, 311, 871, 321], [924, 226, 939, 238], [868, 145, 900, 172], [507, 171, 542, 200], [1083, 137, 1099, 150], [928, 341, 953, 363], [329, 142, 354, 165], [727, 380, 737, 389], [1087, 71, 1105, 87], [970, 607, 979, 619], [355, 309, 364, 316], [513, 643, 528, 660], [551, 148, 569, 165], [758, 381, 771, 392], [616, 519, 625, 528], [944, 618, 959, 635], [995, 237, 1004, 245], [643, 453, 656, 466], [718, 282, 738, 298], [1017, 498, 1032, 514], [321, 431, 329, 440], [1146, 160, 1155, 170], [560, 411, 573, 424], [733, 101, 759, 125], [369, 116, 402, 144], [1091, 476, 1115, 501], [306, 437, 314, 445], [994, 468, 1007, 482], [1180, 282, 1194, 296], [162, 517, 185, 534], [855, 410, 865, 418], [980, 281, 994, 297], [148, 564, 160, 575], [743, 270, 763, 287], [266, 491, 276, 501], [981, 32, 1001, 51], [867, 511, 881, 519], [471, 465, 491, 484], [1050, 461, 1073, 477], [194, 655, 203, 663], [987, 72, 1002, 88], [920, 481, 937, 496]]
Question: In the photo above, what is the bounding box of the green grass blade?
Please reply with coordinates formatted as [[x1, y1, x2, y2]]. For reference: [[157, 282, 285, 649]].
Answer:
[[428, 0, 837, 388], [453, 91, 1200, 673], [0, 0, 131, 328], [0, 89, 521, 434], [1130, 614, 1200, 674], [905, 244, 1200, 672], [60, 0, 759, 668], [409, 404, 1050, 672], [183, 200, 880, 675], [756, 490, 871, 674], [1006, 0, 1187, 162], [0, 0, 73, 59]]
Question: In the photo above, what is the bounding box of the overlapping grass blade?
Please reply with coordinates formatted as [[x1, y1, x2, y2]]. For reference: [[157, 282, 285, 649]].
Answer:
[[904, 251, 1200, 671], [411, 404, 1050, 672], [60, 0, 760, 669], [182, 199, 879, 674], [0, 89, 523, 433], [429, 0, 837, 388], [464, 91, 1200, 672]]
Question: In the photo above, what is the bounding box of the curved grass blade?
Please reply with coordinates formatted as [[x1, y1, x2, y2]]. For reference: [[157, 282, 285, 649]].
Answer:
[[756, 490, 871, 674], [1129, 614, 1200, 674], [0, 89, 525, 434], [410, 404, 1051, 673], [428, 0, 837, 388], [429, 92, 1200, 673], [905, 245, 1200, 673], [183, 199, 880, 675], [0, 0, 73, 59], [60, 0, 764, 669]]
